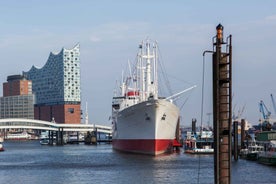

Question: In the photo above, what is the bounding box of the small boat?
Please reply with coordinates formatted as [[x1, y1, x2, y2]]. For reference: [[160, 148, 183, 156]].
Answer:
[[40, 138, 49, 145], [184, 131, 214, 154], [6, 131, 31, 140], [67, 133, 84, 144], [239, 140, 264, 160], [39, 131, 49, 145], [258, 140, 276, 165], [0, 143, 4, 151], [0, 137, 4, 151], [105, 134, 112, 140]]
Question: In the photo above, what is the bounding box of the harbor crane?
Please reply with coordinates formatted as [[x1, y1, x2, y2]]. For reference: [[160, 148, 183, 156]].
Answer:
[[232, 104, 246, 121], [259, 100, 272, 131], [270, 94, 276, 115], [259, 100, 271, 120]]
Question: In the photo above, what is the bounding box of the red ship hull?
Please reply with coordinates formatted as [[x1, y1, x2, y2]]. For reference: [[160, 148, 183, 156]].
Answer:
[[113, 139, 174, 155]]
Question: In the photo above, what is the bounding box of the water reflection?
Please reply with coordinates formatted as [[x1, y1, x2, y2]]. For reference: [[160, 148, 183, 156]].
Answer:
[[0, 141, 275, 184]]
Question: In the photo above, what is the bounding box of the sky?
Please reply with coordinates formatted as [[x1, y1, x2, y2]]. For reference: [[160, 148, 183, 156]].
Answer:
[[0, 0, 276, 126]]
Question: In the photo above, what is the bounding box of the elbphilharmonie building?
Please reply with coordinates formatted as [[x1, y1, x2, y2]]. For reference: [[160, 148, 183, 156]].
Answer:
[[23, 44, 81, 124]]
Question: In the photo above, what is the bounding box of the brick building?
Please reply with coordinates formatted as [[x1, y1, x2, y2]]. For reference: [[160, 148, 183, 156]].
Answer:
[[3, 75, 32, 97], [0, 75, 34, 119]]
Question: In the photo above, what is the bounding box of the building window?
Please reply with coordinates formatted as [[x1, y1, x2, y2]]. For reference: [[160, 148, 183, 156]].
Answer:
[[68, 108, 74, 113]]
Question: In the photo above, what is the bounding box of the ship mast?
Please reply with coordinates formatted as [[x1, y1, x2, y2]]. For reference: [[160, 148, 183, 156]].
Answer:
[[142, 40, 158, 100], [145, 41, 152, 99], [138, 42, 145, 101], [153, 42, 158, 99], [121, 71, 126, 96], [136, 40, 159, 101]]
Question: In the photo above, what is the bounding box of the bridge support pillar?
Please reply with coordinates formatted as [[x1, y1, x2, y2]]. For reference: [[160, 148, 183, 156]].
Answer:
[[48, 131, 50, 145], [3, 129, 7, 140], [56, 128, 64, 145], [49, 131, 55, 145]]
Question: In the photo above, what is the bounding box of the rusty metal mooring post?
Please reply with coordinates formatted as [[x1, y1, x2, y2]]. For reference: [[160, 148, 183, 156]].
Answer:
[[192, 118, 197, 134], [212, 24, 232, 184], [241, 119, 246, 149], [233, 121, 239, 161]]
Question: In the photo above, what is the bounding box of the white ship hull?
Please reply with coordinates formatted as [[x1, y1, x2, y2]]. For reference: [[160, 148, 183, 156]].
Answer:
[[112, 99, 180, 155], [6, 131, 31, 140]]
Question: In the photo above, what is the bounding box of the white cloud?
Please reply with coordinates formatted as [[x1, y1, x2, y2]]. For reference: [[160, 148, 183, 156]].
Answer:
[[89, 36, 101, 42], [265, 15, 276, 21]]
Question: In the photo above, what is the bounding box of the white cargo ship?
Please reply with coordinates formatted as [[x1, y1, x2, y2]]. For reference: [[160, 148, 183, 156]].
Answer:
[[111, 39, 195, 155]]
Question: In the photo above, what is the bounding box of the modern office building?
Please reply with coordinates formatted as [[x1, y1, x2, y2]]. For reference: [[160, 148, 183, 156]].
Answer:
[[0, 75, 34, 119], [23, 44, 81, 124]]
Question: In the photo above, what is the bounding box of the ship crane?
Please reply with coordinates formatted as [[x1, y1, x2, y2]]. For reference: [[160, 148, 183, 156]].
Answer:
[[165, 85, 197, 102]]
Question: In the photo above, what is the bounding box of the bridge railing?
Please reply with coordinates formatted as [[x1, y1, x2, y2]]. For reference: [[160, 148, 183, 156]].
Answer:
[[0, 118, 112, 134]]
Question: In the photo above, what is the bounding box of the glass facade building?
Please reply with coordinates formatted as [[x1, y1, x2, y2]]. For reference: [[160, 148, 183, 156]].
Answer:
[[23, 44, 81, 124], [0, 95, 34, 119]]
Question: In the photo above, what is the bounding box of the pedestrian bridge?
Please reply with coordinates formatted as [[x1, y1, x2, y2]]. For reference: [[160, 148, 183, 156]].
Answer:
[[0, 118, 112, 134]]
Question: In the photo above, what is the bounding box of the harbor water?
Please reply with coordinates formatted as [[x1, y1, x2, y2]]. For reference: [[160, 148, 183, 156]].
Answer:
[[0, 141, 275, 184]]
